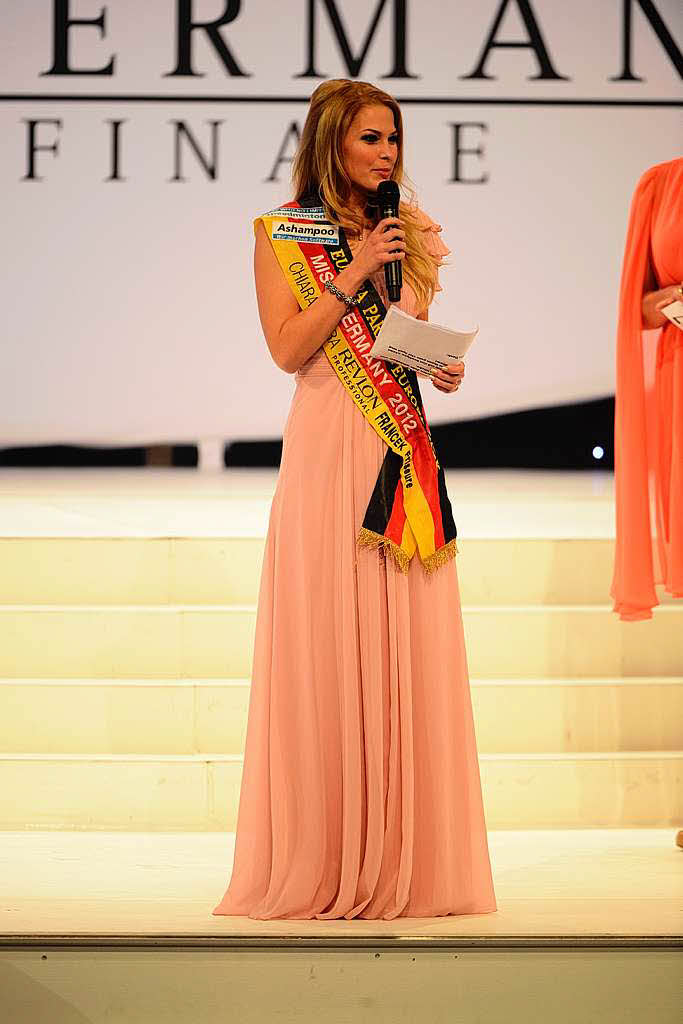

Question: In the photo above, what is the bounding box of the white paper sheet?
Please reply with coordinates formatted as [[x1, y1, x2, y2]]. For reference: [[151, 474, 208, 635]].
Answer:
[[660, 299, 683, 331], [368, 304, 479, 375]]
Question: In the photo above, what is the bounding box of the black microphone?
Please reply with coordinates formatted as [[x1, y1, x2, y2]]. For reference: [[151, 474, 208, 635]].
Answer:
[[376, 179, 402, 303]]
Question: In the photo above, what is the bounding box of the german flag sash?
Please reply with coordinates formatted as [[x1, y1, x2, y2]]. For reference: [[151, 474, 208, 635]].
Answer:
[[256, 195, 457, 574]]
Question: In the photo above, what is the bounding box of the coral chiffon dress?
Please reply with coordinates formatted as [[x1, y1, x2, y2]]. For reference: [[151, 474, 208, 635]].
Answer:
[[212, 207, 498, 920], [611, 157, 683, 620]]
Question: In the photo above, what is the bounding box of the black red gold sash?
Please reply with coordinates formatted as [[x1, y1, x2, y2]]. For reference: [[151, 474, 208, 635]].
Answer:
[[255, 195, 457, 573]]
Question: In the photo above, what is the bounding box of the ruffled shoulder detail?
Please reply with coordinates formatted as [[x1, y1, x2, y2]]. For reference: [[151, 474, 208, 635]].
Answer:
[[410, 205, 451, 293]]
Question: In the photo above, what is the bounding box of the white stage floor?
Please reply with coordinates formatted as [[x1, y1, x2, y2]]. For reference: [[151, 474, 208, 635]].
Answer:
[[1, 829, 680, 941]]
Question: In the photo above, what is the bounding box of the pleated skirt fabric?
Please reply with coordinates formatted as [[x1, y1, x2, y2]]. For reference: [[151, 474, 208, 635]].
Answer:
[[211, 347, 498, 920], [611, 157, 683, 618]]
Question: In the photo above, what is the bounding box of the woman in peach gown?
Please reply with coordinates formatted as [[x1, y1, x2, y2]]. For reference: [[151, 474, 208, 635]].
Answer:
[[611, 157, 683, 621], [212, 80, 498, 920]]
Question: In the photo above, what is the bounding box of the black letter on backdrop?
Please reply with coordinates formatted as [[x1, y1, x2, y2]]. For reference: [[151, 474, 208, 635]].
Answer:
[[265, 122, 302, 183], [448, 123, 489, 184], [167, 0, 249, 77], [610, 0, 683, 81], [295, 0, 418, 79], [462, 0, 569, 81], [22, 120, 62, 180], [169, 121, 224, 181], [42, 0, 114, 76], [105, 120, 126, 182]]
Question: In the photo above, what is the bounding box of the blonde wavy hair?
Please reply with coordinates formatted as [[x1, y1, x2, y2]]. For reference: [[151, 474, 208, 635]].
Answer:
[[291, 79, 443, 313]]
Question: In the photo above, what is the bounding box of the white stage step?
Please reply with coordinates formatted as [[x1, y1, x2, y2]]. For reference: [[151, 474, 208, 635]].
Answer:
[[3, 535, 666, 606], [1, 677, 681, 755], [1, 534, 679, 606], [0, 751, 681, 831], [0, 602, 681, 678]]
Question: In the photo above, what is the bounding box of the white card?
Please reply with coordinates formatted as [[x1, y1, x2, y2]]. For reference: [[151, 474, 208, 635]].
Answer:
[[369, 304, 479, 375], [660, 299, 683, 331]]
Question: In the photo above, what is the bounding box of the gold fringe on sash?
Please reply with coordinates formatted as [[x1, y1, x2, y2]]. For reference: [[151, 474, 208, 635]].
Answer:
[[356, 528, 458, 575], [421, 538, 459, 574]]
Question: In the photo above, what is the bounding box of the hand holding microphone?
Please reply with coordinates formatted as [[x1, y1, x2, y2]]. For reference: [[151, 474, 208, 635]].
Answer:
[[376, 180, 403, 302], [350, 216, 406, 280], [349, 180, 405, 299]]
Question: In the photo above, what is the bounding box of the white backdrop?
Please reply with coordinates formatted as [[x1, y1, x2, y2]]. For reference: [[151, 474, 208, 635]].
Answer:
[[1, 0, 681, 444]]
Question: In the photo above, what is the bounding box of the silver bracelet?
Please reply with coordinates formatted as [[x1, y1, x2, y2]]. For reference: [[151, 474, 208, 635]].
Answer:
[[324, 278, 359, 311]]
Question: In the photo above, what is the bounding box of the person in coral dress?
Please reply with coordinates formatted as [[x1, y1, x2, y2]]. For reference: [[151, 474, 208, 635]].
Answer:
[[212, 79, 498, 920], [611, 157, 683, 621]]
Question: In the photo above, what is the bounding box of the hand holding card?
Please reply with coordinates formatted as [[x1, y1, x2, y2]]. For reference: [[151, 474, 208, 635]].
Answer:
[[368, 304, 479, 376]]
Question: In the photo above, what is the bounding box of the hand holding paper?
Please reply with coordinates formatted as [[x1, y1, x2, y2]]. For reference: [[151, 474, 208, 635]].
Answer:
[[368, 304, 479, 377]]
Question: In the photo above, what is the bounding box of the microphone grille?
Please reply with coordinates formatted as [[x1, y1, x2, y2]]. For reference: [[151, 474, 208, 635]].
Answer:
[[376, 180, 400, 205]]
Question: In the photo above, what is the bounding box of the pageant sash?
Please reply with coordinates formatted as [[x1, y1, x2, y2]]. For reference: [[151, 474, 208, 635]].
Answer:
[[255, 196, 457, 573]]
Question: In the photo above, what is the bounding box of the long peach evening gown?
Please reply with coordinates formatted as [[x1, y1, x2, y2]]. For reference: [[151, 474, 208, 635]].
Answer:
[[212, 207, 498, 920], [611, 157, 683, 620]]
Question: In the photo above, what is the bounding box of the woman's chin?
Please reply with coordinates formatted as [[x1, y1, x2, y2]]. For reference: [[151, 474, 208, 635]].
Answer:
[[361, 179, 382, 196]]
